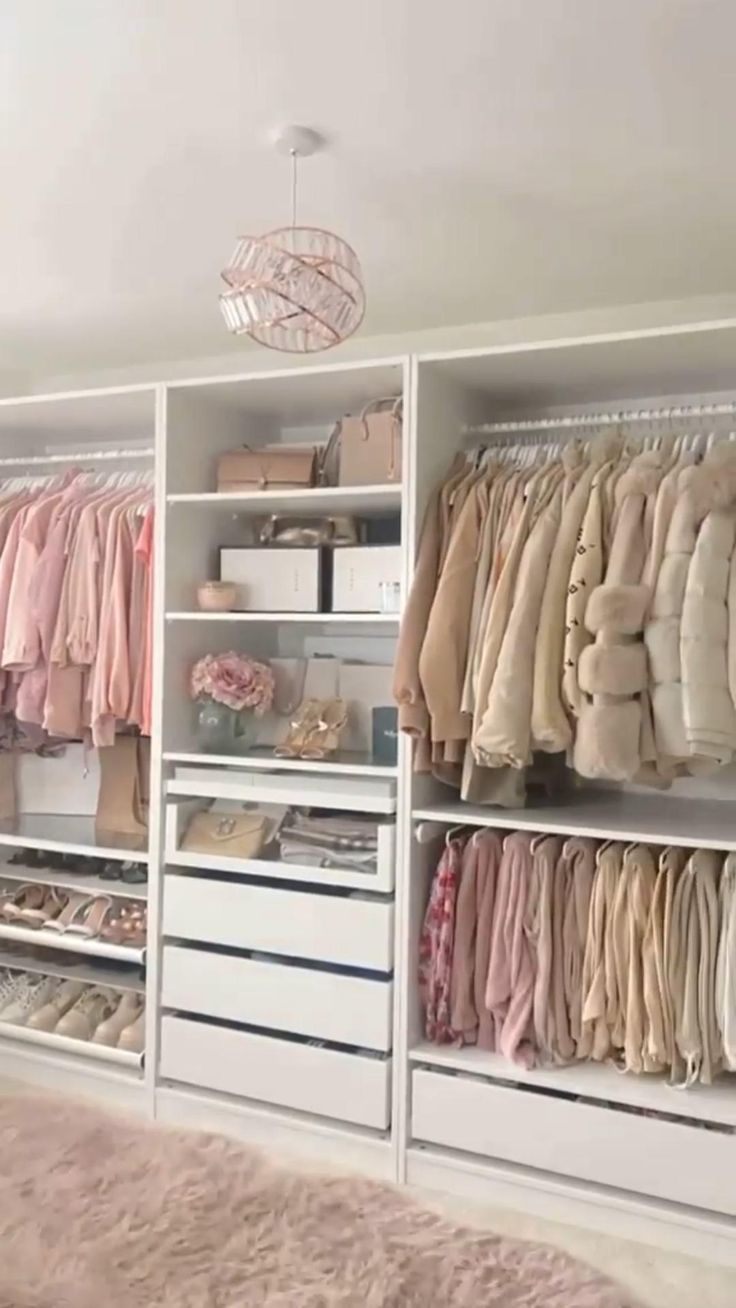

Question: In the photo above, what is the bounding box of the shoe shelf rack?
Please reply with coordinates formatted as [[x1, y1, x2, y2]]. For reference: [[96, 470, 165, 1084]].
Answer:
[[0, 816, 149, 864], [2, 330, 736, 1263]]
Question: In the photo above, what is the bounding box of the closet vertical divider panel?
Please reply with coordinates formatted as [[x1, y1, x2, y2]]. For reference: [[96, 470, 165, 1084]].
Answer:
[[156, 360, 411, 1177]]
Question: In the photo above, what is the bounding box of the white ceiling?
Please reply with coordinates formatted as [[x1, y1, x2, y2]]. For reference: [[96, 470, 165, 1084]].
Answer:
[[3, 0, 736, 375]]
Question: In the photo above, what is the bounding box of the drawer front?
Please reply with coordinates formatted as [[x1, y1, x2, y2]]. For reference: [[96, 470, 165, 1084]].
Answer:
[[163, 874, 393, 971], [412, 1069, 736, 1218], [162, 945, 393, 1051], [160, 1016, 391, 1129]]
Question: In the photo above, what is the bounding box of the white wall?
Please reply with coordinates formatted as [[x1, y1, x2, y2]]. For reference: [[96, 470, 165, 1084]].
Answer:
[[17, 292, 736, 396]]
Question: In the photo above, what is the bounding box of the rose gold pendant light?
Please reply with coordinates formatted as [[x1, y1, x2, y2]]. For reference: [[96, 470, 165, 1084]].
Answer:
[[220, 126, 366, 353]]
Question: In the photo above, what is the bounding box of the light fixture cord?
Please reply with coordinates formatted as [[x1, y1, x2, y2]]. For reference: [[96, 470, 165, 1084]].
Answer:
[[290, 148, 298, 228]]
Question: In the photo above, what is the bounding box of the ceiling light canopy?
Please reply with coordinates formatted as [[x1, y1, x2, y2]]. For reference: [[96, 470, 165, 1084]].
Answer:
[[220, 126, 365, 353]]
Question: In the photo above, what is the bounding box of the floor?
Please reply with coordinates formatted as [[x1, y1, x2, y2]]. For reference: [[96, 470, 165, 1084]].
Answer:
[[420, 1189, 734, 1308], [0, 1076, 730, 1306]]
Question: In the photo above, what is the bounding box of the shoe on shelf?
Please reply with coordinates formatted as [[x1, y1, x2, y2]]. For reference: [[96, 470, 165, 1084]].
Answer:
[[2, 884, 46, 923], [0, 975, 60, 1026], [0, 970, 26, 1013], [117, 1009, 145, 1054], [120, 861, 147, 885], [54, 987, 118, 1041], [92, 992, 143, 1046], [26, 979, 87, 1032]]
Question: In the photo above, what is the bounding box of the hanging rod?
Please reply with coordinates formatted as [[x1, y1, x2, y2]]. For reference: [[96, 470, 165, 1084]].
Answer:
[[465, 400, 736, 436], [0, 447, 154, 467]]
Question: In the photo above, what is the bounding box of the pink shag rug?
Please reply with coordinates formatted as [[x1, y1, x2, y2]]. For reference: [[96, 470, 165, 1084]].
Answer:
[[0, 1094, 637, 1307]]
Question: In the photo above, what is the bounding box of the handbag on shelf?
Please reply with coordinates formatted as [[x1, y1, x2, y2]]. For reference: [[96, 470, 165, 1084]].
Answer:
[[332, 397, 403, 486], [217, 445, 317, 493], [181, 809, 269, 859], [258, 515, 359, 546]]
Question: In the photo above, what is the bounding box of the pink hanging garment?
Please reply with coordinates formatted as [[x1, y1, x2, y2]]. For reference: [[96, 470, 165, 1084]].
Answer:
[[418, 835, 465, 1043], [473, 831, 503, 1050], [449, 835, 480, 1044], [132, 506, 154, 736], [485, 831, 537, 1067]]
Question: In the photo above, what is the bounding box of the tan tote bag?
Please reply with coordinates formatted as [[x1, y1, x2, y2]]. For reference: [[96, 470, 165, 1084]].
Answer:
[[335, 398, 402, 486]]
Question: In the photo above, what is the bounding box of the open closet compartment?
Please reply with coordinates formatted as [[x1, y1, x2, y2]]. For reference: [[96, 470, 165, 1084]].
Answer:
[[0, 386, 155, 1088], [403, 326, 736, 1240], [156, 359, 409, 1164]]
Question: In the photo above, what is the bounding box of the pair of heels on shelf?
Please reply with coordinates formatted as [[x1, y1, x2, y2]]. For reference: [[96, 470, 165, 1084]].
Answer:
[[0, 886, 146, 946], [274, 698, 348, 760]]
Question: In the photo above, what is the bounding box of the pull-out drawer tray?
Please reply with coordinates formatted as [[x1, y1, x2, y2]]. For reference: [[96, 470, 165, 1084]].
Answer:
[[160, 1015, 391, 1129], [162, 945, 393, 1051], [163, 873, 393, 971], [411, 1069, 736, 1218]]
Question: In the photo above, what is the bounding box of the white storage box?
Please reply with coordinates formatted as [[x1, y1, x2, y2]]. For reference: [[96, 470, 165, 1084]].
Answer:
[[220, 546, 325, 612], [165, 800, 397, 892], [331, 546, 402, 613], [160, 1015, 392, 1129], [163, 872, 394, 971], [162, 945, 393, 1050]]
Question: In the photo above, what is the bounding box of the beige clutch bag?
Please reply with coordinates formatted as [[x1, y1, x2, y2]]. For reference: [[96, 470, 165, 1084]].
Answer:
[[181, 810, 268, 859]]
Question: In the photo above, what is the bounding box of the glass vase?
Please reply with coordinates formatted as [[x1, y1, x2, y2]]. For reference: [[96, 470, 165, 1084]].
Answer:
[[195, 701, 255, 754]]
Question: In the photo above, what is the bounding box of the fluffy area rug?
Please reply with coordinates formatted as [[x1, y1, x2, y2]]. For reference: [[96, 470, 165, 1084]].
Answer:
[[0, 1094, 637, 1307]]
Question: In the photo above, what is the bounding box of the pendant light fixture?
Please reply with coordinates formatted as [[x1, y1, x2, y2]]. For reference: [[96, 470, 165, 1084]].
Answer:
[[220, 126, 365, 353]]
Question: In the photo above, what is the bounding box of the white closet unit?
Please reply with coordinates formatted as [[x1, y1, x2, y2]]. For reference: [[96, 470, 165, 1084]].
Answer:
[[3, 326, 736, 1260], [155, 359, 408, 1178], [0, 384, 156, 1110]]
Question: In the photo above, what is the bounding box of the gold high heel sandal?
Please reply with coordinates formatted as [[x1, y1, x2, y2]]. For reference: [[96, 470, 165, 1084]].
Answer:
[[274, 699, 324, 759], [300, 698, 348, 760]]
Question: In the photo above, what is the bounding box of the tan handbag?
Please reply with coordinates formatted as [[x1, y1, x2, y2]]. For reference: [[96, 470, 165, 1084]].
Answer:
[[181, 809, 268, 859], [335, 398, 402, 486], [217, 445, 317, 493]]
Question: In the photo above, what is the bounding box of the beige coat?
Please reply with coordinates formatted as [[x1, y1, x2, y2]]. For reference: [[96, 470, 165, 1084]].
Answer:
[[574, 452, 663, 781], [474, 476, 563, 768]]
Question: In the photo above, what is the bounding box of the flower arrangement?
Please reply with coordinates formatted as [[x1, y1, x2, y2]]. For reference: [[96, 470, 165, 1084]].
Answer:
[[190, 652, 275, 716]]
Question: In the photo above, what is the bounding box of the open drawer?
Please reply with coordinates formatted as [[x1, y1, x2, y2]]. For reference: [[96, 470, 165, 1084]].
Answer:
[[165, 800, 396, 893], [411, 1068, 736, 1218], [163, 872, 393, 971], [162, 944, 393, 1051], [160, 1015, 391, 1129]]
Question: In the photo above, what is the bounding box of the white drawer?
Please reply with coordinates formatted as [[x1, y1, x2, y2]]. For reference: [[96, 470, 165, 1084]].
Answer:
[[162, 945, 393, 1051], [160, 1016, 391, 1129], [163, 873, 393, 971], [165, 800, 396, 893], [167, 766, 397, 815], [412, 1069, 736, 1218]]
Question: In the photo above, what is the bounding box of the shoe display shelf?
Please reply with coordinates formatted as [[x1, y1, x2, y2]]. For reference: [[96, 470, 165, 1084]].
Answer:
[[0, 949, 145, 1068]]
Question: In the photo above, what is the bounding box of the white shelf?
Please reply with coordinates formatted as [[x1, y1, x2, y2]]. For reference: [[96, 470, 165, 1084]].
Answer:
[[413, 794, 736, 851], [166, 610, 399, 625], [0, 945, 145, 993], [164, 748, 397, 777], [0, 1022, 142, 1069], [409, 1044, 736, 1128], [0, 863, 147, 900], [0, 920, 143, 965], [0, 815, 149, 863], [166, 484, 402, 516]]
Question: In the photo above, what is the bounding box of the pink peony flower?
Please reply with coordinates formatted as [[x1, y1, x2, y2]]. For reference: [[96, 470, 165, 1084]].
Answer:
[[190, 652, 275, 716]]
